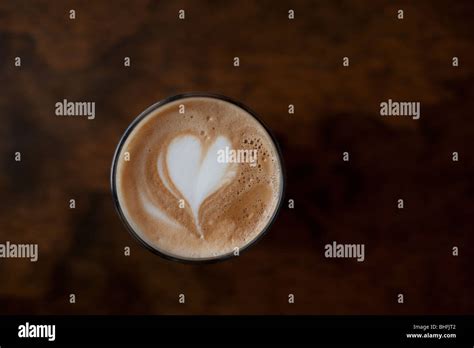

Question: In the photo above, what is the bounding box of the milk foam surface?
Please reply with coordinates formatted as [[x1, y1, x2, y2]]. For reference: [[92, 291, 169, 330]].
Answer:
[[115, 97, 282, 260]]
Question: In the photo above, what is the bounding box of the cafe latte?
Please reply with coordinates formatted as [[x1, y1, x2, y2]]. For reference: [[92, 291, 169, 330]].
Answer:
[[112, 95, 283, 261]]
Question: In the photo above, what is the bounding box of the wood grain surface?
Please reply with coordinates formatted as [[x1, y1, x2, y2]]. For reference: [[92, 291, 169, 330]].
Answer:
[[0, 0, 473, 314]]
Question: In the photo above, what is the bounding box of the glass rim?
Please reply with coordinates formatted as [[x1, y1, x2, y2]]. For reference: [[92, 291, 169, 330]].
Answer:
[[110, 92, 286, 264]]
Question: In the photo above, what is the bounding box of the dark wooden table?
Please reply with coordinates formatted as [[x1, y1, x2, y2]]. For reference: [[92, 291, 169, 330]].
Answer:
[[0, 0, 473, 314]]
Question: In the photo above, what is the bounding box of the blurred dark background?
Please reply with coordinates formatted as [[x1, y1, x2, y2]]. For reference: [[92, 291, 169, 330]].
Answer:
[[0, 0, 473, 315]]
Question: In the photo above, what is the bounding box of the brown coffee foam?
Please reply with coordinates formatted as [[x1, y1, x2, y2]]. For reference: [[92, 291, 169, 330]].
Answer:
[[115, 97, 282, 259]]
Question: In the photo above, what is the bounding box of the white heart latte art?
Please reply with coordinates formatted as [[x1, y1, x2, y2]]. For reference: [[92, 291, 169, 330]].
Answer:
[[157, 135, 236, 236]]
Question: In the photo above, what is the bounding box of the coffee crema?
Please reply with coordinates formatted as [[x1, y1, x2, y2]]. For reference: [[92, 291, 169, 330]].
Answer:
[[113, 96, 283, 261]]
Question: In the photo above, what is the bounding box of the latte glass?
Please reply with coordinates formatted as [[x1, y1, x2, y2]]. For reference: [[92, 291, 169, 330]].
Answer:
[[111, 93, 285, 263]]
